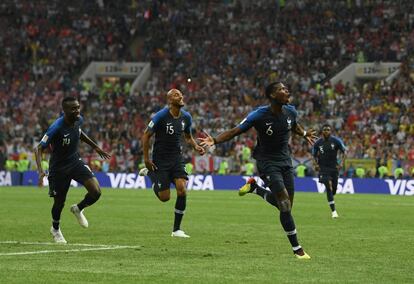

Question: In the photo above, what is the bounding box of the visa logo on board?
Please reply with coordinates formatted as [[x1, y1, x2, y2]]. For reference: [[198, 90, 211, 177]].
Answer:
[[312, 178, 355, 194], [385, 179, 414, 196], [0, 171, 12, 186]]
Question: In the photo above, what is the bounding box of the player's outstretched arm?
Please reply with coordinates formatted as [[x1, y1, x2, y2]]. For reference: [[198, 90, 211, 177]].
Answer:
[[312, 157, 320, 172], [80, 130, 111, 159], [33, 144, 46, 187], [338, 151, 346, 170], [294, 123, 318, 145], [199, 127, 243, 147], [311, 143, 320, 171], [142, 129, 158, 171], [184, 133, 205, 155]]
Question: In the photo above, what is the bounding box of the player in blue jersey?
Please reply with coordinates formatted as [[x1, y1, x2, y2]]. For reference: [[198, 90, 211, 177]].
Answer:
[[312, 124, 346, 218], [200, 82, 317, 259], [141, 88, 205, 238], [34, 97, 111, 243]]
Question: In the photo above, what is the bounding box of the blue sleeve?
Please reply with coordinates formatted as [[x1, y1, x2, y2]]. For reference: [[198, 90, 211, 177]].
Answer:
[[312, 139, 321, 157], [238, 109, 262, 132], [39, 119, 61, 148], [184, 111, 192, 134], [147, 108, 167, 133], [333, 137, 346, 152], [285, 105, 298, 123]]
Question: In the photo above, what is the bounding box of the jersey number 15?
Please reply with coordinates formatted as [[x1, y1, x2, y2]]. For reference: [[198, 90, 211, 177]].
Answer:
[[166, 125, 174, 135]]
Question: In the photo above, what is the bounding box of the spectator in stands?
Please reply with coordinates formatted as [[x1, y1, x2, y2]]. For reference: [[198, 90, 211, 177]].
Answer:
[[296, 163, 307, 178], [241, 159, 255, 176], [378, 163, 390, 179], [5, 155, 17, 172], [0, 147, 5, 171], [346, 163, 355, 178], [218, 159, 229, 175], [185, 160, 194, 175], [394, 166, 404, 179], [1, 0, 413, 175], [355, 167, 366, 178]]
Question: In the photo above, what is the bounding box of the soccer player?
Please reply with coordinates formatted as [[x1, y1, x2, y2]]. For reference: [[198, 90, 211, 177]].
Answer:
[[200, 82, 317, 259], [34, 97, 111, 243], [312, 124, 346, 218], [141, 88, 205, 238]]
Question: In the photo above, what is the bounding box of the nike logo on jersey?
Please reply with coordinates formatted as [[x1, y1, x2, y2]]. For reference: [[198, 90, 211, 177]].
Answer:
[[266, 122, 273, 125], [64, 133, 70, 137], [166, 122, 172, 125]]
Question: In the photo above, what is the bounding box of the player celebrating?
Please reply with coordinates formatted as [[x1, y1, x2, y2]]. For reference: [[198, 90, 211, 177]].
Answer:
[[141, 88, 205, 238], [312, 124, 346, 218], [34, 97, 111, 243], [200, 82, 317, 259]]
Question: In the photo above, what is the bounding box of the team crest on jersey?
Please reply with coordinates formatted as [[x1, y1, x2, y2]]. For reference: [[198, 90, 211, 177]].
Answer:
[[286, 117, 292, 129], [331, 143, 335, 149]]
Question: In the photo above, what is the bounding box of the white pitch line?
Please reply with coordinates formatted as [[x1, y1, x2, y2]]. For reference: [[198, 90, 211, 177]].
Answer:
[[0, 241, 141, 256], [0, 241, 113, 247], [0, 245, 140, 256]]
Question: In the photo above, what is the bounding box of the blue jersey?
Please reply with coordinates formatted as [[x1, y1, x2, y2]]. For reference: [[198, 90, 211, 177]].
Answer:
[[147, 107, 192, 161], [39, 116, 83, 171], [238, 105, 298, 161], [312, 136, 346, 170]]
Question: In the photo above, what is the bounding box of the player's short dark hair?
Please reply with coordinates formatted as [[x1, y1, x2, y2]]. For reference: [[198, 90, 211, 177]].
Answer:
[[265, 82, 282, 99], [61, 97, 78, 108], [322, 124, 331, 130]]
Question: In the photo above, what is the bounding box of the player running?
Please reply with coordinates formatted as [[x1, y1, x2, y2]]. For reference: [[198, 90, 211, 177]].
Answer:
[[200, 82, 317, 259], [312, 124, 346, 218], [34, 97, 111, 243], [141, 89, 205, 238]]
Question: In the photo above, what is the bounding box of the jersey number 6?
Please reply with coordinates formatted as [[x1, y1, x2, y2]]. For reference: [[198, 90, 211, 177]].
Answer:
[[266, 125, 273, 136]]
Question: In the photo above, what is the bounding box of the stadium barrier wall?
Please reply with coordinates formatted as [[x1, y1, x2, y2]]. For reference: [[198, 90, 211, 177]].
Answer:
[[2, 171, 412, 196], [0, 171, 22, 186]]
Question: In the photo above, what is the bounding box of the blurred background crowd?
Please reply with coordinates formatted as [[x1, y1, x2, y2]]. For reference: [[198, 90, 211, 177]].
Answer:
[[0, 0, 413, 178]]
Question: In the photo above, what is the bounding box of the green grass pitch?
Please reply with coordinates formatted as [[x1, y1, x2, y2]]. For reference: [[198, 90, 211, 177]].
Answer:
[[0, 186, 413, 283]]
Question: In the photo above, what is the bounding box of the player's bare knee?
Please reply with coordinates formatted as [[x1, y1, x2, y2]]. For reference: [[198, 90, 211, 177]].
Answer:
[[176, 187, 187, 197], [159, 196, 170, 202], [174, 179, 187, 192], [158, 191, 170, 202]]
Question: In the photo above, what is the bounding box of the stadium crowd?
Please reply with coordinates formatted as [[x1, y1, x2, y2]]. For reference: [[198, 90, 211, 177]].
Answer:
[[0, 0, 413, 178]]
